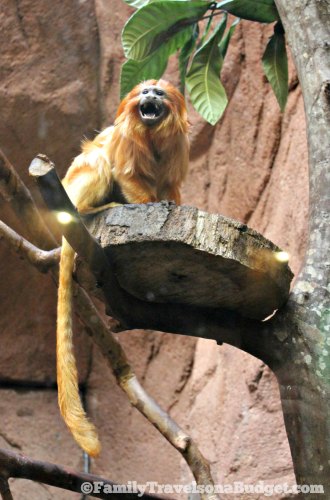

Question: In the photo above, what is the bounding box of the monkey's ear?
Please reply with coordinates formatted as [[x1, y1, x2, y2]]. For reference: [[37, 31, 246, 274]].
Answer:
[[162, 81, 187, 113], [116, 96, 129, 118], [116, 82, 144, 118]]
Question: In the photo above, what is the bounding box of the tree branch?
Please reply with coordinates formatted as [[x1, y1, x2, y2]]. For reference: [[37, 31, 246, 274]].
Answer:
[[0, 476, 13, 500], [0, 149, 57, 249], [275, 1, 330, 295], [269, 2, 330, 493], [71, 287, 218, 496], [0, 220, 60, 273], [0, 448, 165, 499]]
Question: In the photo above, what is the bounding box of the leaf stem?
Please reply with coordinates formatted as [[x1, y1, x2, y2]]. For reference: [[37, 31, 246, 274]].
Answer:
[[201, 11, 224, 21]]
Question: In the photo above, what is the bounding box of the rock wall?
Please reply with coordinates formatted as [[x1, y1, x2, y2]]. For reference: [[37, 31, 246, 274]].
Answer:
[[0, 1, 308, 498]]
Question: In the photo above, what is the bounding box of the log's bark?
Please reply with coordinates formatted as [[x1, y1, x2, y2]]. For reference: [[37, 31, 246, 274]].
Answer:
[[85, 203, 292, 320], [271, 1, 330, 494]]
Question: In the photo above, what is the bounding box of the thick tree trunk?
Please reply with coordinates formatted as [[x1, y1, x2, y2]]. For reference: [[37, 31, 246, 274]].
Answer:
[[272, 1, 330, 494]]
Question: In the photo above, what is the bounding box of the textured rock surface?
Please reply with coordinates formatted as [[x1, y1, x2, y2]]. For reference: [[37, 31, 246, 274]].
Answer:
[[0, 0, 97, 381], [0, 1, 308, 498], [0, 390, 82, 498]]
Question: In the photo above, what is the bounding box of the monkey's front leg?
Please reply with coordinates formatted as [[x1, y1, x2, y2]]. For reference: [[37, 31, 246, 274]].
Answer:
[[164, 185, 181, 205], [117, 175, 157, 204]]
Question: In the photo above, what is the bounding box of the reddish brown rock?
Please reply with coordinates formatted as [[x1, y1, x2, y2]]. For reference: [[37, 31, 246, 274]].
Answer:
[[0, 0, 98, 381], [0, 390, 82, 499]]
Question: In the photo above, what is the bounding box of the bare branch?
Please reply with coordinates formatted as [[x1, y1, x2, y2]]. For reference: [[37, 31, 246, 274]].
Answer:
[[0, 220, 60, 273], [0, 448, 165, 499], [29, 154, 111, 284], [76, 286, 217, 497], [0, 148, 57, 249], [0, 476, 13, 500]]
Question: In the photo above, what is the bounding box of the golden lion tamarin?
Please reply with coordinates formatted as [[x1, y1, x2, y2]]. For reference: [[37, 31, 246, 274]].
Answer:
[[58, 80, 189, 457]]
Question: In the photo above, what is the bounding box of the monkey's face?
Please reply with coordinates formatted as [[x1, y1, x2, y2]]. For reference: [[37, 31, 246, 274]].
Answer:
[[116, 80, 188, 135], [138, 85, 168, 126]]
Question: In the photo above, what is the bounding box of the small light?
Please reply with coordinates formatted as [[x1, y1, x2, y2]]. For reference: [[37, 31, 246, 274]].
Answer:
[[275, 251, 289, 263], [57, 211, 73, 224]]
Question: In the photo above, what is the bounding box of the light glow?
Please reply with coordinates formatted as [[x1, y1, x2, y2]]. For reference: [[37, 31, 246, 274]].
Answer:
[[57, 211, 73, 224], [275, 251, 289, 263]]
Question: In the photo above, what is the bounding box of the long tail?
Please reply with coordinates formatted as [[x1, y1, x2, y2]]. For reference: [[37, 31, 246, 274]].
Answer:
[[57, 237, 101, 457]]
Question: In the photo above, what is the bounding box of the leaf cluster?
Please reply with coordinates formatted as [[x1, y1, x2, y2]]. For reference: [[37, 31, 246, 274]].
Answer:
[[120, 0, 289, 124]]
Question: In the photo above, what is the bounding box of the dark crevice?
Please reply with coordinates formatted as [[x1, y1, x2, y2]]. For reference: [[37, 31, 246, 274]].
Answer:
[[14, 0, 29, 43], [289, 77, 299, 92], [252, 101, 265, 155], [0, 431, 22, 450], [167, 342, 196, 412], [323, 81, 330, 108], [141, 333, 166, 383], [0, 379, 87, 393], [245, 112, 283, 225]]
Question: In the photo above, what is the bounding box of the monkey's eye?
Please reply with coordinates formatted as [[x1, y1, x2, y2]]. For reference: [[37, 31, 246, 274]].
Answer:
[[156, 90, 164, 96], [142, 89, 149, 94]]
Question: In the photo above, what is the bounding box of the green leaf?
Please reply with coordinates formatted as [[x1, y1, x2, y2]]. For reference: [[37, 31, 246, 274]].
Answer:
[[179, 24, 199, 94], [122, 0, 210, 61], [186, 20, 228, 125], [218, 18, 239, 58], [262, 23, 288, 111], [217, 0, 279, 23], [120, 26, 193, 99]]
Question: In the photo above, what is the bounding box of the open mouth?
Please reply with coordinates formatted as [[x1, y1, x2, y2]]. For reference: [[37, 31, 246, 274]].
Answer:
[[139, 101, 165, 124]]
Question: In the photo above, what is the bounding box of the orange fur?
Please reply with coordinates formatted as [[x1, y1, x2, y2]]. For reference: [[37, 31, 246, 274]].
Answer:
[[58, 80, 189, 456]]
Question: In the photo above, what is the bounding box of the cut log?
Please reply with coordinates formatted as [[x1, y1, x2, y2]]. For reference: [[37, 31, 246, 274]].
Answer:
[[84, 202, 293, 321], [29, 155, 293, 346]]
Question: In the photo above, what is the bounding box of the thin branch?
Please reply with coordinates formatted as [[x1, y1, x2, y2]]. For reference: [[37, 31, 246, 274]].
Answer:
[[76, 286, 217, 496], [0, 149, 57, 249], [152, 3, 225, 44], [0, 448, 165, 499], [0, 477, 13, 500], [0, 220, 60, 273], [201, 12, 223, 21]]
